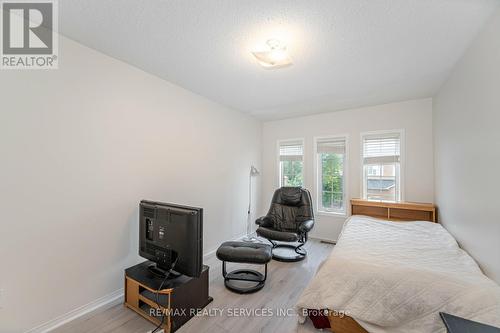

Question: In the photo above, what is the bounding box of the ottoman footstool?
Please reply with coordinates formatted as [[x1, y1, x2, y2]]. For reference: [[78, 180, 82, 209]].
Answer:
[[216, 241, 272, 294]]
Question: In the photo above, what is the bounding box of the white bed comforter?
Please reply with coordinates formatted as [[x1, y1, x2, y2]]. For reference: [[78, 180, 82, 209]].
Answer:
[[296, 215, 500, 333]]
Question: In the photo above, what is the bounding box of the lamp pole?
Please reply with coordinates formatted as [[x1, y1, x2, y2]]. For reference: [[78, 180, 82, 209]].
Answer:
[[243, 166, 260, 242]]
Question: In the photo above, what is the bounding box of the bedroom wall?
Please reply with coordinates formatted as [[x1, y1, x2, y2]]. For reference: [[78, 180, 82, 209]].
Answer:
[[433, 8, 500, 283], [261, 99, 434, 241], [0, 35, 261, 332]]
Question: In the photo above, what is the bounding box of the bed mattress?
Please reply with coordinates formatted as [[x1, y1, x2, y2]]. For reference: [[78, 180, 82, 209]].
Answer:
[[296, 215, 500, 332]]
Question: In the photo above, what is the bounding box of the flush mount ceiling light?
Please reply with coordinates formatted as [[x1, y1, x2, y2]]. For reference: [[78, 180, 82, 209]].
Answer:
[[252, 39, 293, 69]]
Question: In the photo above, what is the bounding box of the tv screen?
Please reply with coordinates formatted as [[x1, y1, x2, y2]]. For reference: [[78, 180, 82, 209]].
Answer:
[[139, 200, 203, 278]]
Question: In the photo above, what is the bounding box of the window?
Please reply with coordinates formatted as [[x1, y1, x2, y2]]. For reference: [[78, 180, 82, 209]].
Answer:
[[362, 131, 403, 202], [316, 137, 347, 214], [278, 140, 304, 187]]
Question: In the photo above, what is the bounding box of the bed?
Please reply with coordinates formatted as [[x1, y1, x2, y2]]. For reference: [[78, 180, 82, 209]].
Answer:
[[296, 200, 500, 333]]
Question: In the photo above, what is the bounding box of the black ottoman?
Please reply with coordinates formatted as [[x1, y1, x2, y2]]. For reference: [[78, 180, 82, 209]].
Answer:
[[216, 241, 272, 294]]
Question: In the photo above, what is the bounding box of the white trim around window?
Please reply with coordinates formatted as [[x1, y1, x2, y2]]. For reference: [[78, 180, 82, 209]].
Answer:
[[313, 134, 349, 217], [276, 138, 305, 188], [359, 129, 405, 202]]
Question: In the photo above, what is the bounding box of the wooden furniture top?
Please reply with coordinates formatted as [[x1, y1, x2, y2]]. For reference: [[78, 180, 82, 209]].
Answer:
[[351, 199, 436, 211], [351, 199, 437, 223]]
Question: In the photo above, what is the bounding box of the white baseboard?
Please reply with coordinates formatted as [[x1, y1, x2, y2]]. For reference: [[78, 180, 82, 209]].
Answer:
[[26, 232, 251, 333], [25, 288, 124, 333]]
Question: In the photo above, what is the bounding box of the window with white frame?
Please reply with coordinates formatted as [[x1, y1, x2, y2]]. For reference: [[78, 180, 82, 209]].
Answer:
[[316, 137, 346, 214], [362, 131, 402, 202], [278, 140, 304, 187]]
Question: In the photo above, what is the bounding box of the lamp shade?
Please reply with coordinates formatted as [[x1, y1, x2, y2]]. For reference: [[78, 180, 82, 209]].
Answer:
[[250, 166, 260, 176]]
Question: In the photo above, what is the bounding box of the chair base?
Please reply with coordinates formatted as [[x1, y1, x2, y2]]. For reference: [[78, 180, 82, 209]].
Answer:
[[222, 262, 268, 294], [270, 243, 307, 262]]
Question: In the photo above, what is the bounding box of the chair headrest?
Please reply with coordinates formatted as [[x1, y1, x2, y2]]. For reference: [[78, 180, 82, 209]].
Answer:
[[272, 187, 310, 207]]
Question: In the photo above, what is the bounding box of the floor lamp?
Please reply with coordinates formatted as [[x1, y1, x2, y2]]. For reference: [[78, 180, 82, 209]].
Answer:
[[243, 165, 260, 242]]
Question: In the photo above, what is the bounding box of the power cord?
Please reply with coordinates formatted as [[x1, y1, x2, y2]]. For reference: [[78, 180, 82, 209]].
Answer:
[[151, 256, 178, 333]]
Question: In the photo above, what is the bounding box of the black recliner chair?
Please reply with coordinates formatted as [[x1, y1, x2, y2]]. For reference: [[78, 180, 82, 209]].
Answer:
[[256, 187, 315, 262]]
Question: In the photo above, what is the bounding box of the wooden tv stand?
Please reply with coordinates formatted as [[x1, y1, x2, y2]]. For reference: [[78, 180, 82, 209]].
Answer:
[[124, 261, 213, 333]]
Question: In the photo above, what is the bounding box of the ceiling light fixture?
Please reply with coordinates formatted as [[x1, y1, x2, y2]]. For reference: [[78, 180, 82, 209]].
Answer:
[[252, 39, 293, 69]]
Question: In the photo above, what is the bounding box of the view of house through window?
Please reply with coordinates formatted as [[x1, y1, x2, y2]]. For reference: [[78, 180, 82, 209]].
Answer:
[[362, 131, 402, 202], [316, 137, 346, 214], [279, 140, 304, 187]]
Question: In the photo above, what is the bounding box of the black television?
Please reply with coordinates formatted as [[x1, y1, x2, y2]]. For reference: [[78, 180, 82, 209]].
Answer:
[[139, 200, 203, 278]]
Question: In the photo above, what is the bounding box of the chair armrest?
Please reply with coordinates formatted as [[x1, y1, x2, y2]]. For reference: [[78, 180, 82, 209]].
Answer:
[[299, 219, 314, 233], [255, 216, 273, 227]]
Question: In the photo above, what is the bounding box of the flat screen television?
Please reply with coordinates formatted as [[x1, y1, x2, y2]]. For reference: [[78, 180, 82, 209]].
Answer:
[[139, 200, 203, 278]]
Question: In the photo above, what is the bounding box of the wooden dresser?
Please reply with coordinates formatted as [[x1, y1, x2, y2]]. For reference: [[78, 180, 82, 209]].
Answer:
[[351, 199, 437, 222]]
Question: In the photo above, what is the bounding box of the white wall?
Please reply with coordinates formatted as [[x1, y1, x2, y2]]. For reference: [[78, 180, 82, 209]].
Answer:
[[434, 8, 500, 284], [0, 36, 261, 332], [261, 99, 434, 241]]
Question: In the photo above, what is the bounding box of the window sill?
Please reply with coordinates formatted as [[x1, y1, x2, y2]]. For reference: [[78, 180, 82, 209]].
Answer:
[[317, 211, 347, 218]]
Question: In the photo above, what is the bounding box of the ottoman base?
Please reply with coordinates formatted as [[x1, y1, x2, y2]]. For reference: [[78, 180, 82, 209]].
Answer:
[[222, 262, 268, 294]]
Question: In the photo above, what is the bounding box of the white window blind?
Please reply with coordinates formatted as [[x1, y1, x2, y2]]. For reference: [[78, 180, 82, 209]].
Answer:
[[279, 141, 303, 161], [362, 134, 400, 164], [279, 140, 304, 187], [317, 138, 346, 154], [362, 132, 402, 202], [316, 137, 346, 214]]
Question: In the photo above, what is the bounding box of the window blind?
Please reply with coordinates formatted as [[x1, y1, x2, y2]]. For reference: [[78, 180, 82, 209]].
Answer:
[[316, 138, 345, 154], [279, 141, 303, 161], [362, 133, 400, 164]]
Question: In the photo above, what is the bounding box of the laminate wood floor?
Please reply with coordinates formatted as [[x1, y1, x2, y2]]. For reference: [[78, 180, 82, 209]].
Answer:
[[54, 239, 333, 333]]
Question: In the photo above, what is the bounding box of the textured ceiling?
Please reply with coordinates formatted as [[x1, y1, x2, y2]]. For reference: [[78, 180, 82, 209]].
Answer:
[[59, 0, 499, 120]]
